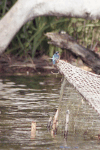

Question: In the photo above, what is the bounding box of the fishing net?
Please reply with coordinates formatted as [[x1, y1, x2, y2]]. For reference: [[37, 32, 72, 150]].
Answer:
[[57, 60, 100, 115], [57, 81, 100, 136]]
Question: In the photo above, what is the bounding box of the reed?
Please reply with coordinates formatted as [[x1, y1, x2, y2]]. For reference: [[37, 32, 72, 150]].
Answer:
[[1, 0, 100, 58]]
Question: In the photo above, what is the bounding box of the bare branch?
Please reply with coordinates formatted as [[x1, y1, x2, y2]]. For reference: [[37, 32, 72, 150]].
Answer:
[[0, 0, 100, 54], [45, 31, 100, 74]]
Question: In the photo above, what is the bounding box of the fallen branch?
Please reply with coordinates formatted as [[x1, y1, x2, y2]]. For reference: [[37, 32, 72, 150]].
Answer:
[[45, 32, 100, 74], [1, 0, 100, 54]]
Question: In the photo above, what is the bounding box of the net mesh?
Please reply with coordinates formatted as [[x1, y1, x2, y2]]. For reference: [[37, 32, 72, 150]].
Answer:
[[57, 60, 100, 115]]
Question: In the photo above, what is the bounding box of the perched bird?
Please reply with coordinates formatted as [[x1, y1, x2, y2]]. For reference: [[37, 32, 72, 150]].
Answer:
[[52, 51, 60, 65]]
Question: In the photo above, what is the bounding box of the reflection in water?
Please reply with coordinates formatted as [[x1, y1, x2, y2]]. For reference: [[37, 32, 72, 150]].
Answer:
[[0, 75, 100, 150]]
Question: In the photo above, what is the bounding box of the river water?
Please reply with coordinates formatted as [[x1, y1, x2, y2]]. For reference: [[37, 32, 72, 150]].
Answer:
[[0, 75, 100, 150]]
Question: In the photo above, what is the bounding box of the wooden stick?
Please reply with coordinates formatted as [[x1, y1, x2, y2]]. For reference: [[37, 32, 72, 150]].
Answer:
[[52, 109, 59, 134], [50, 76, 66, 137], [58, 76, 67, 117], [52, 76, 66, 135], [47, 116, 52, 130], [59, 76, 67, 102], [31, 121, 36, 139], [64, 110, 70, 139]]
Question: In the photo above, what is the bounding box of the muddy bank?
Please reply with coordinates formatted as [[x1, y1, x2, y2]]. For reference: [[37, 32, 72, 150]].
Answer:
[[0, 54, 92, 76], [0, 54, 57, 76]]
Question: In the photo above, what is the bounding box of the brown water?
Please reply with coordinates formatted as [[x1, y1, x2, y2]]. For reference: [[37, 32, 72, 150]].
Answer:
[[0, 75, 100, 150]]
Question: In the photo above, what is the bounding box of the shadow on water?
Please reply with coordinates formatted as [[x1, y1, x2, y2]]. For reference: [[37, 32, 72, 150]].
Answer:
[[0, 75, 100, 150]]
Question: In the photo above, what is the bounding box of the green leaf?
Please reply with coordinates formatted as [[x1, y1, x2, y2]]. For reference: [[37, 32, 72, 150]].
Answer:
[[77, 26, 82, 32]]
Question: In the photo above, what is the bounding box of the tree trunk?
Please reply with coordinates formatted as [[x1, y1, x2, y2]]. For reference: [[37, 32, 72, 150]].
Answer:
[[45, 32, 100, 74], [0, 0, 100, 54]]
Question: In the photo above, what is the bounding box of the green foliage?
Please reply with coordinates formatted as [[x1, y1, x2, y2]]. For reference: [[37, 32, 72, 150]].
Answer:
[[0, 0, 100, 58], [0, 0, 17, 18]]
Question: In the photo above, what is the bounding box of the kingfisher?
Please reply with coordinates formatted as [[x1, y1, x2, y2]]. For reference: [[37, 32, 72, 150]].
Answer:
[[52, 51, 60, 65]]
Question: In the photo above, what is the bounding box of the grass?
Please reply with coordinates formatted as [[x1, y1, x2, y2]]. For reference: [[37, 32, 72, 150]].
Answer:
[[0, 0, 100, 58]]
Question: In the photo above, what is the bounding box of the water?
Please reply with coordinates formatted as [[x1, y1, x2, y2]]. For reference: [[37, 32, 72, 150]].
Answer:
[[0, 75, 100, 150]]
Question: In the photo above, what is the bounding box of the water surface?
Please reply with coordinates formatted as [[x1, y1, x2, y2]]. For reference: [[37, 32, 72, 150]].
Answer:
[[0, 75, 100, 150]]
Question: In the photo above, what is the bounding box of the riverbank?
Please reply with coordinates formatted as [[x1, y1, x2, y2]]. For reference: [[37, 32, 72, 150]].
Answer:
[[0, 54, 92, 76], [0, 54, 57, 76]]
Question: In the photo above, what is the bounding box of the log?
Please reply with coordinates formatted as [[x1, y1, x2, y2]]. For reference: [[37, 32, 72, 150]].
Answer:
[[1, 0, 100, 54], [45, 31, 100, 74]]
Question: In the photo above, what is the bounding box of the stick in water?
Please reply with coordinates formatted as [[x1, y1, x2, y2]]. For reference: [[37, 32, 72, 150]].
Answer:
[[31, 121, 36, 139], [52, 109, 59, 135], [64, 110, 70, 139]]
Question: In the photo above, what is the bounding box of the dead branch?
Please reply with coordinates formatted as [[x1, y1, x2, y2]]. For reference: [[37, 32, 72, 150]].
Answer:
[[45, 31, 100, 74], [1, 0, 100, 54]]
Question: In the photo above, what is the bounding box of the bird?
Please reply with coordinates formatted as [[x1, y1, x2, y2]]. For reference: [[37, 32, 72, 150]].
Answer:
[[52, 51, 60, 65]]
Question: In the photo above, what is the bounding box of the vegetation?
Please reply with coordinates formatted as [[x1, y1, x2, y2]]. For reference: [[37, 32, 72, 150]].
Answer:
[[0, 0, 100, 59]]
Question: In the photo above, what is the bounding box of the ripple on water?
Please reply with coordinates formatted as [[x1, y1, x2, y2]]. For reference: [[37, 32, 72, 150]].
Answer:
[[0, 75, 100, 150]]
